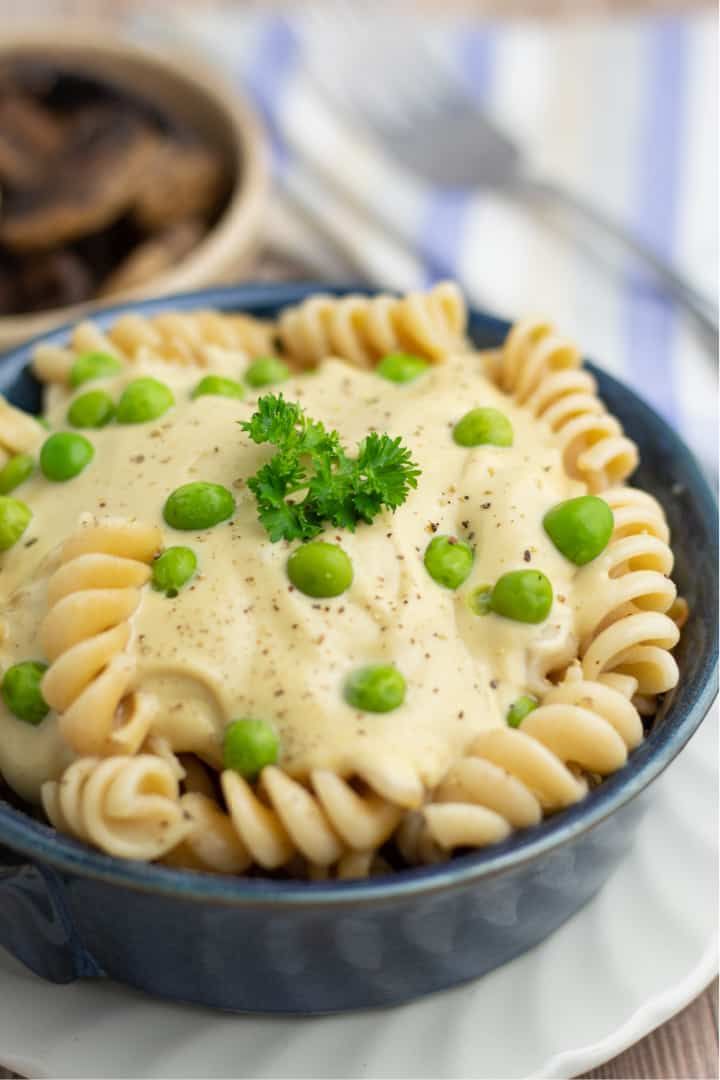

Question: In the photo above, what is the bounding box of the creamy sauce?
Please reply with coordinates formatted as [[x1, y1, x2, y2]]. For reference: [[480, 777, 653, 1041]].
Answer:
[[0, 352, 586, 802]]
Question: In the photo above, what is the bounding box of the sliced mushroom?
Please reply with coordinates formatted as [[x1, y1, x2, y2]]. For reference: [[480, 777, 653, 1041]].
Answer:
[[100, 219, 204, 296], [16, 250, 95, 312], [133, 138, 228, 230], [0, 113, 161, 252], [0, 94, 64, 188]]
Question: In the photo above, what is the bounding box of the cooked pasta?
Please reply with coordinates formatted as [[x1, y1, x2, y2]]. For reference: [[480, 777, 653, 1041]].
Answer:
[[0, 395, 46, 466], [277, 281, 467, 368], [577, 487, 680, 697], [398, 669, 642, 863], [32, 311, 275, 387], [220, 767, 403, 870], [163, 791, 252, 873], [41, 754, 189, 860], [40, 519, 162, 757], [0, 285, 682, 877], [107, 310, 276, 364], [497, 319, 639, 491]]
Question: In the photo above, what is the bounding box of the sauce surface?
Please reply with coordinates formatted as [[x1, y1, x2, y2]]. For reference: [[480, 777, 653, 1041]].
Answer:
[[0, 352, 586, 801]]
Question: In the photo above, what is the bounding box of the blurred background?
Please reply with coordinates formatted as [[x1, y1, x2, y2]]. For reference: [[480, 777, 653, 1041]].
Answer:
[[0, 0, 716, 475]]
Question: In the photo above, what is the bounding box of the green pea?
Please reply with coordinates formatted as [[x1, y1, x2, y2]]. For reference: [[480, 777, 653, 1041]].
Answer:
[[191, 375, 245, 400], [151, 546, 198, 597], [468, 584, 493, 615], [490, 570, 553, 624], [116, 377, 174, 424], [70, 351, 123, 388], [245, 356, 290, 388], [377, 352, 429, 383], [1, 660, 49, 725], [67, 389, 115, 429], [0, 496, 32, 550], [453, 407, 513, 448], [223, 718, 279, 779], [344, 664, 406, 713], [37, 417, 51, 431], [0, 453, 34, 494], [424, 535, 474, 589], [40, 432, 94, 482], [543, 495, 614, 566], [287, 541, 353, 598], [163, 481, 235, 531], [507, 696, 538, 728]]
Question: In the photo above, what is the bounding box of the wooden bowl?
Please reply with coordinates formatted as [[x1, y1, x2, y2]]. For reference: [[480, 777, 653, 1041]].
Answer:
[[0, 24, 268, 351]]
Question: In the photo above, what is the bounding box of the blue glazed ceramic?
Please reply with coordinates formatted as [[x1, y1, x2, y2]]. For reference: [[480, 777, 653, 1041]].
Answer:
[[0, 284, 716, 1014]]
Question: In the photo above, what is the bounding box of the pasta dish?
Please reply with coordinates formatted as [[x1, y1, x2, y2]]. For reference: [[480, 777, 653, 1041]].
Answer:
[[0, 284, 683, 879]]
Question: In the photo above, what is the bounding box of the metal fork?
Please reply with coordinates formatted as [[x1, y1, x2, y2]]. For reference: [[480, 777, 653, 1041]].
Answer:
[[301, 9, 717, 347]]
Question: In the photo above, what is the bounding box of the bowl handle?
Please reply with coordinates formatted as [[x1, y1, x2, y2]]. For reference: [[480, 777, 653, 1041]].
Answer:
[[0, 842, 104, 982]]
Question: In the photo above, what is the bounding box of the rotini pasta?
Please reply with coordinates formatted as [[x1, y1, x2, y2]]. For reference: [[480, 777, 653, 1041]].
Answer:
[[0, 395, 46, 466], [397, 669, 643, 863], [41, 754, 189, 860], [577, 487, 680, 697], [163, 791, 252, 873], [220, 767, 402, 870], [32, 310, 276, 386], [40, 519, 162, 757], [497, 319, 639, 491], [0, 286, 682, 878], [107, 310, 276, 364], [277, 281, 467, 368]]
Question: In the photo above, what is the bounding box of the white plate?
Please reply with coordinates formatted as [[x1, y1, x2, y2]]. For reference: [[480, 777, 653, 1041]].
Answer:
[[0, 708, 716, 1080]]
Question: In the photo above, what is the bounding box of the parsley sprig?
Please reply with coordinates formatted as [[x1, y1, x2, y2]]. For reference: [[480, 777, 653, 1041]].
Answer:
[[240, 394, 421, 542]]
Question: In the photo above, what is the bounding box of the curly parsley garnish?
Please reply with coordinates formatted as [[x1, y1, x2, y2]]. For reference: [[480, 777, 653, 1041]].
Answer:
[[240, 394, 421, 542]]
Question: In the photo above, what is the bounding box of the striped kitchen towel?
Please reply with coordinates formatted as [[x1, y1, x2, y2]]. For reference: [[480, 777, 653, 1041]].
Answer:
[[144, 7, 717, 472]]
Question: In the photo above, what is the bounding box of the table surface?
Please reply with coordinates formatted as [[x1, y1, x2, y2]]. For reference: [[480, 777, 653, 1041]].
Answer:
[[0, 1, 716, 1077]]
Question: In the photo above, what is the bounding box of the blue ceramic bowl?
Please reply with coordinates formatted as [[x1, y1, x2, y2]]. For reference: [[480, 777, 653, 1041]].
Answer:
[[0, 284, 716, 1014]]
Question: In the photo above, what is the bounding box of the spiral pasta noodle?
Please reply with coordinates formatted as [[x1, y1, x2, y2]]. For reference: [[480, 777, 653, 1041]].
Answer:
[[218, 767, 403, 870], [40, 519, 163, 757], [277, 281, 467, 369], [578, 487, 680, 697], [158, 755, 408, 876], [497, 319, 639, 491], [32, 310, 276, 385], [41, 754, 189, 860], [163, 792, 252, 874], [32, 321, 123, 385], [397, 671, 643, 863], [0, 395, 46, 467], [106, 310, 275, 366]]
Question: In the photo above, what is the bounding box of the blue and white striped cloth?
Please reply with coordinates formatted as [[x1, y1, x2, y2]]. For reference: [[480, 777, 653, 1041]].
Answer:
[[145, 8, 716, 473]]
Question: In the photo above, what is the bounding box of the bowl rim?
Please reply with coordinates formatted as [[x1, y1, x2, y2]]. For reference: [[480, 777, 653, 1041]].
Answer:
[[0, 281, 717, 907], [0, 25, 268, 343]]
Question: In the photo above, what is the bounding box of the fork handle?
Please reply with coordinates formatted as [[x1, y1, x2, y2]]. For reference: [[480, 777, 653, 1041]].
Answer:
[[520, 176, 718, 347]]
